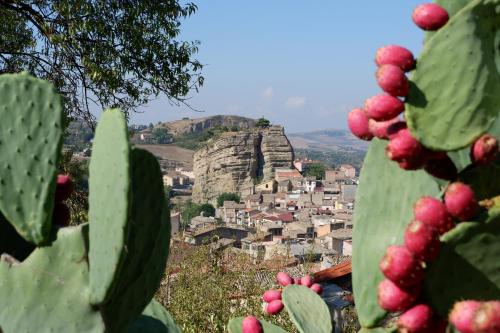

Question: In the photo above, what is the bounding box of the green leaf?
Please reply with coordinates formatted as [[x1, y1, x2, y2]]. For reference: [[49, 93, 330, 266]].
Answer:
[[127, 299, 181, 333], [352, 139, 440, 327], [282, 285, 332, 333], [406, 0, 500, 150], [424, 218, 500, 316], [227, 317, 288, 333]]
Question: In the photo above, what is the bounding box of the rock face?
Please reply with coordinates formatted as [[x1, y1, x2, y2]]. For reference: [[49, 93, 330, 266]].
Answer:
[[192, 126, 294, 204], [163, 115, 256, 137]]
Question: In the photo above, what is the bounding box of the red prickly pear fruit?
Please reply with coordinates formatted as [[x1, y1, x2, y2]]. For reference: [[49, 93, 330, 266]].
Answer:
[[348, 108, 373, 141], [474, 301, 500, 333], [300, 275, 313, 287], [365, 95, 405, 121], [379, 245, 423, 287], [413, 196, 454, 235], [386, 129, 423, 162], [449, 300, 481, 333], [55, 174, 74, 202], [262, 289, 281, 303], [424, 153, 458, 181], [53, 202, 71, 226], [310, 283, 323, 295], [398, 304, 434, 333], [376, 65, 410, 97], [369, 118, 401, 140], [276, 272, 292, 286], [265, 300, 284, 315], [375, 45, 416, 72], [444, 182, 478, 221], [242, 316, 263, 333], [412, 3, 449, 31], [377, 279, 419, 312], [471, 134, 499, 166], [293, 277, 301, 285], [404, 220, 440, 262], [387, 121, 408, 139]]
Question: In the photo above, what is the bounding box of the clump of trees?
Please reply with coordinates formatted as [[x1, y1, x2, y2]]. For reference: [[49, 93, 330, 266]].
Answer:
[[303, 163, 326, 180], [177, 200, 216, 228], [255, 117, 271, 128], [216, 193, 241, 207]]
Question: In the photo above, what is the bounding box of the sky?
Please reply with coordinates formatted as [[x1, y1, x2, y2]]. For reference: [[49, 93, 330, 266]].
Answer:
[[129, 1, 427, 133]]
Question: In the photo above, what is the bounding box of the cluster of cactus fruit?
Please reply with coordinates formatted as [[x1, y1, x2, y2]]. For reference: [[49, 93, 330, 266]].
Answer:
[[0, 72, 178, 332], [229, 272, 331, 333], [350, 1, 500, 333]]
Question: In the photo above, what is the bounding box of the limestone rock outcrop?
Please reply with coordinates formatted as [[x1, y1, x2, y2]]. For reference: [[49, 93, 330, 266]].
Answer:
[[192, 126, 294, 204]]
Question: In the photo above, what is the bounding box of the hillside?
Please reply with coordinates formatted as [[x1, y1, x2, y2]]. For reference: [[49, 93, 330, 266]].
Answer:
[[160, 115, 256, 137], [288, 129, 369, 152], [136, 144, 194, 170]]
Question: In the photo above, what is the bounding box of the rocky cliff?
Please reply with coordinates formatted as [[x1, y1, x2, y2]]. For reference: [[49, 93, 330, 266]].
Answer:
[[163, 115, 256, 137], [192, 126, 294, 204]]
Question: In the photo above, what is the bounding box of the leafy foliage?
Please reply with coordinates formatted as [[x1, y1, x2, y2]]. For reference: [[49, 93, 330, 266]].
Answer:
[[302, 163, 326, 180], [295, 148, 366, 171], [151, 127, 173, 144], [0, 0, 203, 125], [175, 125, 240, 150], [177, 200, 215, 227], [217, 193, 241, 207], [255, 117, 271, 128], [156, 245, 298, 333]]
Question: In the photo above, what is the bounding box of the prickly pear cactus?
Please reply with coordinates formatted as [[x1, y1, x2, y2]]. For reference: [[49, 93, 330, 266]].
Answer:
[[351, 1, 500, 332], [0, 73, 176, 333]]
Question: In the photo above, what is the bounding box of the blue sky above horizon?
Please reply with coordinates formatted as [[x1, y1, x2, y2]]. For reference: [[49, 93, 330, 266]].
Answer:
[[129, 1, 427, 133]]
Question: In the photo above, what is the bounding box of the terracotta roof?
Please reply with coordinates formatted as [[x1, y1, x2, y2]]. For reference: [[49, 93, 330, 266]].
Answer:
[[313, 260, 352, 283], [277, 213, 294, 223]]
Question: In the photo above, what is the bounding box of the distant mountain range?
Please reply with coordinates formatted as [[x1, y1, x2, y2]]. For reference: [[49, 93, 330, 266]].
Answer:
[[288, 129, 369, 152]]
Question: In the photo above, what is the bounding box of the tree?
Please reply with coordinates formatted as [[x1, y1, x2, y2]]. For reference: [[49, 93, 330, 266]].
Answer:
[[0, 1, 203, 127], [303, 163, 326, 180], [255, 117, 271, 128], [216, 193, 240, 207], [151, 127, 172, 144], [199, 203, 215, 217]]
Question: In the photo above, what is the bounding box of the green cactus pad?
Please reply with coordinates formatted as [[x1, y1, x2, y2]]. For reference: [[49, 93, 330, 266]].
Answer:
[[406, 0, 500, 151], [127, 300, 181, 333], [352, 139, 440, 327], [88, 108, 131, 305], [0, 224, 105, 332], [424, 218, 500, 316], [228, 317, 288, 333], [0, 73, 63, 244], [458, 159, 500, 201], [359, 328, 395, 333], [101, 149, 169, 332], [282, 285, 332, 333]]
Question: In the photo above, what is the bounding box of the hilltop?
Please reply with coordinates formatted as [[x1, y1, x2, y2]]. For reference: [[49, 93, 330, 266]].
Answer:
[[159, 115, 256, 137]]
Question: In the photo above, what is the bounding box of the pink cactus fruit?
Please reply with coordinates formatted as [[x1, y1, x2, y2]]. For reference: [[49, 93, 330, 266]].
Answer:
[[242, 316, 263, 333], [276, 272, 293, 286], [379, 245, 423, 287], [300, 275, 313, 288], [365, 95, 405, 121], [265, 299, 284, 315], [375, 45, 416, 72], [348, 108, 373, 141], [424, 152, 458, 181], [412, 3, 449, 31], [310, 283, 323, 295], [377, 279, 420, 312], [398, 304, 434, 333], [262, 289, 281, 303], [474, 301, 500, 333], [376, 64, 410, 97], [368, 117, 401, 140], [386, 128, 423, 162], [449, 300, 481, 333], [55, 174, 74, 202], [471, 134, 499, 166], [413, 196, 454, 235], [387, 121, 408, 139], [53, 202, 71, 226], [404, 220, 440, 262], [444, 182, 479, 221]]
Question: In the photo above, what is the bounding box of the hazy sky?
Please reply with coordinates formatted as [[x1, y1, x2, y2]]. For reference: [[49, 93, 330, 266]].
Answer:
[[129, 1, 427, 132]]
